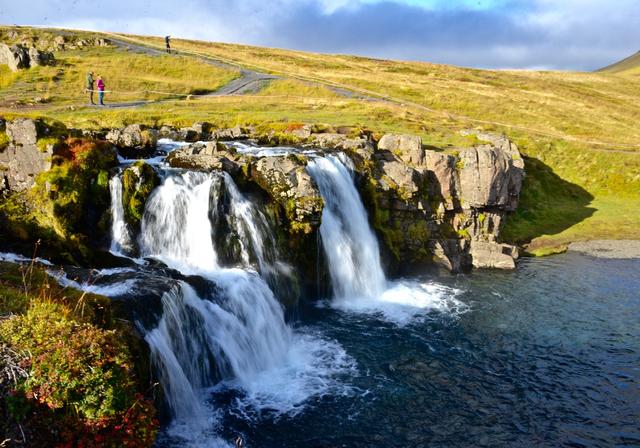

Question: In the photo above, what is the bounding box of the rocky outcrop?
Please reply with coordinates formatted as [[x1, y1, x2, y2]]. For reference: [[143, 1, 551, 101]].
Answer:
[[250, 156, 323, 233], [106, 124, 158, 157], [121, 162, 160, 228], [0, 119, 53, 192], [469, 241, 519, 270], [0, 44, 54, 71]]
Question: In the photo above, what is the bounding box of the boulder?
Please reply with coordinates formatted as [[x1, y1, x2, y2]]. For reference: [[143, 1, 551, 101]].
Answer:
[[424, 150, 459, 210], [457, 144, 524, 211], [378, 134, 424, 166], [158, 125, 179, 140], [310, 133, 347, 149], [178, 128, 199, 142], [215, 126, 245, 140], [0, 119, 52, 191], [250, 156, 323, 232], [191, 122, 213, 140], [27, 47, 54, 67], [53, 35, 66, 50], [0, 44, 29, 71], [469, 241, 518, 270], [106, 124, 158, 150]]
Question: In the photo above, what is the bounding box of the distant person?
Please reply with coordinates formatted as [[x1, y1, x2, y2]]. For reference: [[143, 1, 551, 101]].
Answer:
[[86, 71, 95, 105], [165, 35, 171, 54], [96, 75, 105, 106]]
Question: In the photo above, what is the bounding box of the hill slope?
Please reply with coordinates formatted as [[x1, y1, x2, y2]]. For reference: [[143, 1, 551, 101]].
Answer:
[[1, 26, 639, 251], [598, 51, 640, 74]]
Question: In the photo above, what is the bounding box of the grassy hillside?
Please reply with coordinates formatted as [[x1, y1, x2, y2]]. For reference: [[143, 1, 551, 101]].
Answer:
[[598, 51, 640, 75], [1, 26, 639, 251]]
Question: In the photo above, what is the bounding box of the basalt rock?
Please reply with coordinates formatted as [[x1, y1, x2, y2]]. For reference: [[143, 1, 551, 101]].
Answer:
[[469, 241, 518, 270], [121, 162, 160, 229]]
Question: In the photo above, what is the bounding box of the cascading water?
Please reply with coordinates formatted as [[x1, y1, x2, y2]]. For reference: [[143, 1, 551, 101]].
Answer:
[[109, 173, 133, 256], [131, 167, 354, 443], [308, 154, 464, 325], [307, 154, 387, 300]]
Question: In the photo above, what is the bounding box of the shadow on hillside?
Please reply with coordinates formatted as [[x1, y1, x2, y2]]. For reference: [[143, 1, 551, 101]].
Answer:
[[501, 156, 596, 244]]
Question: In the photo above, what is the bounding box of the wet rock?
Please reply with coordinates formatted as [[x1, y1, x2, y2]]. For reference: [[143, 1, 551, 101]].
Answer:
[[378, 134, 424, 166], [430, 239, 468, 272], [469, 241, 518, 270], [121, 162, 160, 228]]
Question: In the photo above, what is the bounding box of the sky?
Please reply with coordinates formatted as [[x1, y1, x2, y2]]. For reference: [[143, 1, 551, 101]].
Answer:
[[2, 0, 639, 70]]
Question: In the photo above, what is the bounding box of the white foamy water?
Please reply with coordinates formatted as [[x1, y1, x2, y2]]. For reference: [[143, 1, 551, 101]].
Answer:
[[308, 154, 463, 325], [225, 141, 317, 158], [48, 269, 139, 297], [0, 251, 53, 266], [109, 173, 134, 256], [135, 169, 355, 444]]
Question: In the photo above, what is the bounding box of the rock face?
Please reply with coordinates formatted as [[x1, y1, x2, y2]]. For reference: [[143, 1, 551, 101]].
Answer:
[[0, 119, 52, 192], [121, 162, 160, 228], [458, 143, 524, 211], [378, 134, 424, 166], [0, 43, 54, 71], [250, 156, 323, 233]]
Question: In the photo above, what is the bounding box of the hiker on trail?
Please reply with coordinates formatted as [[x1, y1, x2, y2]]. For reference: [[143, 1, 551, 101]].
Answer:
[[96, 75, 105, 106], [165, 35, 171, 53], [86, 71, 95, 105]]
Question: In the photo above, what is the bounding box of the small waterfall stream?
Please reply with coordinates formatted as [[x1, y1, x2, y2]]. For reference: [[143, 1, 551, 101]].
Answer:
[[109, 173, 133, 256]]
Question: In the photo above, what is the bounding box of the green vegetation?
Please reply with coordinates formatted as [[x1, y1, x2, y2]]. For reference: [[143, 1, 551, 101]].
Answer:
[[1, 26, 639, 251], [0, 131, 9, 150], [0, 261, 157, 446]]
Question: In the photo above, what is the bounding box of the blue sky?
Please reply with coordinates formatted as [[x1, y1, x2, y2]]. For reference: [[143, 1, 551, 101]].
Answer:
[[3, 0, 639, 70]]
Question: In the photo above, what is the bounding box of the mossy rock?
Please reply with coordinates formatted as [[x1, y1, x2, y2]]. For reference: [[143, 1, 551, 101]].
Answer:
[[121, 161, 160, 229]]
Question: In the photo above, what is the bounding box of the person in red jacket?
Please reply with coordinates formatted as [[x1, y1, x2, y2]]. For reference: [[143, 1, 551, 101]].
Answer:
[[96, 75, 105, 106]]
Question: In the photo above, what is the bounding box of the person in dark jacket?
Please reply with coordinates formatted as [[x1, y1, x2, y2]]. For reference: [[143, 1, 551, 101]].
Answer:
[[165, 35, 171, 54], [96, 75, 105, 106], [86, 71, 95, 105]]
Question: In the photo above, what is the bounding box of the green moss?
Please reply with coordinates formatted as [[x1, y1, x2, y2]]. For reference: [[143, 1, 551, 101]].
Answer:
[[36, 136, 63, 153], [457, 228, 471, 239], [121, 161, 160, 228]]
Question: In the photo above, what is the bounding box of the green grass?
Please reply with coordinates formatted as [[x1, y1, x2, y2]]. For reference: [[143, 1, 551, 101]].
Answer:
[[0, 46, 240, 106]]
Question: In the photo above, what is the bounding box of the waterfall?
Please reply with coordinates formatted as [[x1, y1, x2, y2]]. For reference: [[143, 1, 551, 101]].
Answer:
[[307, 154, 387, 300], [139, 172, 220, 274], [308, 154, 464, 325], [109, 173, 133, 255], [134, 169, 354, 438]]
